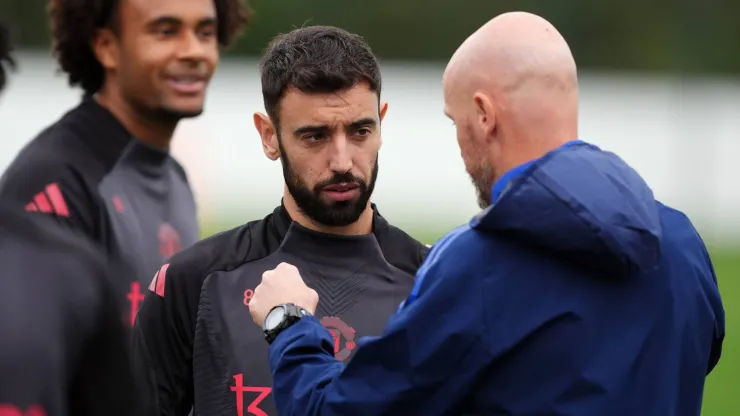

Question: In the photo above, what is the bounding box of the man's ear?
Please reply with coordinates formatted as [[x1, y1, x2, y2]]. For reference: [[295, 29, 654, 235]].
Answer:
[[253, 112, 280, 161], [379, 100, 389, 122], [91, 28, 119, 70], [473, 92, 496, 141]]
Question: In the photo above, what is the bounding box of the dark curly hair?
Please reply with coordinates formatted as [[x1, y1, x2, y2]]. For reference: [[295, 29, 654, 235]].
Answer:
[[48, 0, 251, 95], [260, 26, 382, 128], [0, 21, 16, 93]]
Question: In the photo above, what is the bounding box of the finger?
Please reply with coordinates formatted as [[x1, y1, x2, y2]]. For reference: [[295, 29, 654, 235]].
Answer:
[[277, 262, 297, 272], [261, 269, 274, 281]]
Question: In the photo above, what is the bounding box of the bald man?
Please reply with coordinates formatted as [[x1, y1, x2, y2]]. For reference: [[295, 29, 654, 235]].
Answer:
[[246, 12, 725, 416]]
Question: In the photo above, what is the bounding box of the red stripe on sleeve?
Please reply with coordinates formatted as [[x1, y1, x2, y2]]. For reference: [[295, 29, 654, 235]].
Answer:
[[45, 183, 70, 217], [155, 263, 169, 298], [34, 193, 52, 213], [148, 270, 160, 293]]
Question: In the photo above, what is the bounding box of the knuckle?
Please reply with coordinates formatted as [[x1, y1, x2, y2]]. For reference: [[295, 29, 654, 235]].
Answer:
[[278, 262, 296, 271]]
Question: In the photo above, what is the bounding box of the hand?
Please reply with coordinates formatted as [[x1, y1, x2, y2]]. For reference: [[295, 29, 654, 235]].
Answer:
[[249, 262, 319, 327]]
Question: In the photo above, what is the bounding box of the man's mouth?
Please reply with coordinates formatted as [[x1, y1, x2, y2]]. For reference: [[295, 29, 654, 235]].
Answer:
[[166, 75, 207, 95], [323, 183, 359, 192], [321, 183, 360, 201]]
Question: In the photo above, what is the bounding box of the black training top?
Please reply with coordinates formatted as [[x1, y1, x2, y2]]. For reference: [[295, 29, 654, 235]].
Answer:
[[132, 204, 429, 416], [0, 207, 139, 416], [0, 96, 199, 327]]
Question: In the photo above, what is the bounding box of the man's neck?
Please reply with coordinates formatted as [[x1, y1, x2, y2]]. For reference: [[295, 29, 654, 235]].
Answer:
[[282, 189, 374, 236], [94, 90, 176, 150], [493, 126, 576, 180]]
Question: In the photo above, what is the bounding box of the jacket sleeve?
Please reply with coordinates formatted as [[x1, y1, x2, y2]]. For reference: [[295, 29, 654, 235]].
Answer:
[[0, 154, 100, 241], [268, 228, 491, 416], [131, 258, 204, 416]]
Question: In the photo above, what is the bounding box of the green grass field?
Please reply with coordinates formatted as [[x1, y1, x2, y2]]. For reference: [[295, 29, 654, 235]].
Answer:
[[203, 223, 738, 415]]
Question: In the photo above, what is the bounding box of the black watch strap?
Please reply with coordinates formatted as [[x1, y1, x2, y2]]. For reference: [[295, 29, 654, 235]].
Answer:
[[263, 303, 311, 344]]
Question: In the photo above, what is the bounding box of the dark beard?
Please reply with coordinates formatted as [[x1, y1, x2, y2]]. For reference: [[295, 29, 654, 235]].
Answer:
[[278, 137, 378, 227]]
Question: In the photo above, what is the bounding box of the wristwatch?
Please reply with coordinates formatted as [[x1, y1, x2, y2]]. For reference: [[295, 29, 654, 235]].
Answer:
[[263, 303, 311, 344]]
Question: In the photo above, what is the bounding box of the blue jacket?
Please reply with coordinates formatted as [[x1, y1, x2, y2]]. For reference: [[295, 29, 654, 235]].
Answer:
[[268, 141, 725, 416]]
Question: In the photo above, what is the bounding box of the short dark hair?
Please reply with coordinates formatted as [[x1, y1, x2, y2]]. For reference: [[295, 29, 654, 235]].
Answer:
[[259, 25, 382, 128], [48, 0, 252, 95], [0, 21, 16, 93]]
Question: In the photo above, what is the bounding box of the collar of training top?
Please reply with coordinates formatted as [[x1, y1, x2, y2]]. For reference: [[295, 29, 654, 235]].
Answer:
[[272, 201, 391, 247], [68, 96, 134, 167], [78, 96, 173, 168], [121, 140, 173, 178], [277, 221, 387, 266]]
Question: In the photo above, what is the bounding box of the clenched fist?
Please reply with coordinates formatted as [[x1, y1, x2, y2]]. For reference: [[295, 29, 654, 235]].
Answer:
[[249, 262, 319, 327]]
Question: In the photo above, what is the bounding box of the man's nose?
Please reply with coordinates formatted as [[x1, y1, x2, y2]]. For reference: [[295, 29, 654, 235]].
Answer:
[[328, 136, 353, 174], [178, 32, 208, 61]]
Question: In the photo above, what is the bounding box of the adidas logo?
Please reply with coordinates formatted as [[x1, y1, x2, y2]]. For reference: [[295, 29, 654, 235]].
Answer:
[[24, 183, 70, 217]]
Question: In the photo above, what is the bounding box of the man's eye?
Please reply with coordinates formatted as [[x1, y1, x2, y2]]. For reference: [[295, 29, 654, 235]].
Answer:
[[356, 128, 371, 136], [198, 29, 216, 39], [156, 27, 177, 37], [305, 134, 324, 142]]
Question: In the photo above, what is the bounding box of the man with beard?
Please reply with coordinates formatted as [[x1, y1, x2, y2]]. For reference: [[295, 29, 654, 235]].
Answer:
[[132, 26, 429, 416], [0, 0, 250, 328], [247, 12, 725, 416]]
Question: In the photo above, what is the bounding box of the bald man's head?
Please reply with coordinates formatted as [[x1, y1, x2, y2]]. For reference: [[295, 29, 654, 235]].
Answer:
[[443, 12, 579, 209]]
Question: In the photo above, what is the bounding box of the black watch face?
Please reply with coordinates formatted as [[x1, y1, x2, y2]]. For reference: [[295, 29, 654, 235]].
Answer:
[[264, 306, 286, 331]]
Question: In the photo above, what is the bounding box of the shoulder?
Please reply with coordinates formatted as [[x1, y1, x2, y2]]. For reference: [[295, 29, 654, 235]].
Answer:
[[655, 201, 714, 270], [379, 222, 431, 276], [3, 207, 103, 259], [399, 224, 489, 312], [415, 223, 505, 289], [157, 214, 277, 295], [6, 122, 89, 170], [168, 225, 252, 275], [655, 202, 707, 253], [656, 202, 696, 235], [0, 119, 106, 197], [419, 224, 476, 267], [3, 100, 133, 188]]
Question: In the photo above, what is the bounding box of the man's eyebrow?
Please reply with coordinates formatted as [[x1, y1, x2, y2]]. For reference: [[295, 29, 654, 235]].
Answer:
[[293, 124, 329, 136], [147, 16, 216, 28], [348, 118, 377, 130], [292, 118, 377, 136], [147, 16, 181, 28], [196, 17, 217, 28]]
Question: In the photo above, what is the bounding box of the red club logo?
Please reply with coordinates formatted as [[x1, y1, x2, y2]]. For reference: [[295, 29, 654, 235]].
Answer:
[[320, 316, 357, 362], [158, 223, 182, 259]]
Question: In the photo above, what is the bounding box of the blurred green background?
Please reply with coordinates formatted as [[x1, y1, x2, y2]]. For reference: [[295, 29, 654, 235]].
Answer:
[[3, 0, 740, 75], [1, 0, 737, 413]]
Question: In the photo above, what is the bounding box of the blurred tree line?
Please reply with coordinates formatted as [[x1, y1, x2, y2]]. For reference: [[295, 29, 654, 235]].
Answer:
[[1, 0, 739, 75]]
